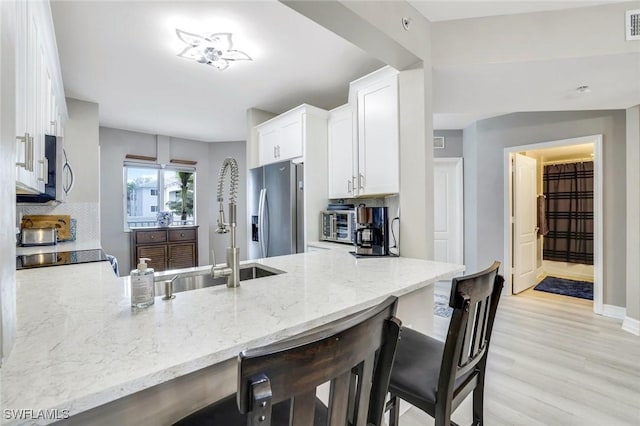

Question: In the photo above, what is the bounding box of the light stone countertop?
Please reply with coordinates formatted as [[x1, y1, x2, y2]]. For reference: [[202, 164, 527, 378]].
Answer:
[[15, 239, 102, 256], [2, 250, 463, 425], [306, 240, 355, 252]]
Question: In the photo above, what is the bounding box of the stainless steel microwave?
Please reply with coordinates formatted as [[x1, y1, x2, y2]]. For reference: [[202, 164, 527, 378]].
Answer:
[[321, 210, 356, 244]]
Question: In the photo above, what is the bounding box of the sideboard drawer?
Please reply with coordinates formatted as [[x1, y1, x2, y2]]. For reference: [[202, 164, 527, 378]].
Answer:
[[136, 230, 167, 244], [169, 228, 197, 242]]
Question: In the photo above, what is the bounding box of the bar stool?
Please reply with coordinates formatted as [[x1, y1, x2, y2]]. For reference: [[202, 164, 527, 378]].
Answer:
[[174, 296, 402, 426], [387, 262, 504, 426]]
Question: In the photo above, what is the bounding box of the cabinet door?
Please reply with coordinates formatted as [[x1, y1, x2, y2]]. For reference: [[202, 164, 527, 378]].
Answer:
[[258, 125, 278, 165], [357, 76, 399, 196], [136, 245, 168, 272], [15, 1, 39, 193], [34, 36, 47, 192], [328, 106, 355, 198], [168, 243, 197, 269], [276, 113, 303, 161]]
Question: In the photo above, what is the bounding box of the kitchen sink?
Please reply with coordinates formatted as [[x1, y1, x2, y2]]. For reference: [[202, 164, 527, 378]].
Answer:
[[154, 264, 284, 295]]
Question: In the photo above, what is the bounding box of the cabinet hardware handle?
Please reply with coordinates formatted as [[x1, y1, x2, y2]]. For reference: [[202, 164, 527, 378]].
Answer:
[[30, 135, 35, 172], [273, 145, 277, 158], [26, 134, 32, 171], [348, 179, 352, 193], [37, 159, 46, 182], [180, 233, 184, 237], [277, 145, 280, 158], [359, 174, 365, 190], [16, 135, 27, 168], [43, 157, 49, 184]]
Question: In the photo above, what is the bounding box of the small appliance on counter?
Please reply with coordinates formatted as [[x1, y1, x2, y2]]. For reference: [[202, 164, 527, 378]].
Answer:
[[353, 205, 390, 257], [321, 209, 356, 244]]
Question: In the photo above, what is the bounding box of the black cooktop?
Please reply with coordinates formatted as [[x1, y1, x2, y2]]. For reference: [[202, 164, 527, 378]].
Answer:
[[16, 249, 108, 270]]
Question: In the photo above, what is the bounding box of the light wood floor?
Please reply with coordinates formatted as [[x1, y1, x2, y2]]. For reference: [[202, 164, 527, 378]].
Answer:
[[399, 283, 640, 426]]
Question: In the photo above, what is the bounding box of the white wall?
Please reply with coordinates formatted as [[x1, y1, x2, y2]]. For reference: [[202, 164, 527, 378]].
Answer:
[[626, 105, 640, 322], [462, 123, 478, 272], [65, 98, 100, 203], [0, 0, 17, 364], [463, 110, 627, 307]]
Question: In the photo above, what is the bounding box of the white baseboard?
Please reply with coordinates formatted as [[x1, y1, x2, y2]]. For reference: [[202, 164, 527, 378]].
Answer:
[[622, 316, 640, 336], [602, 304, 626, 320]]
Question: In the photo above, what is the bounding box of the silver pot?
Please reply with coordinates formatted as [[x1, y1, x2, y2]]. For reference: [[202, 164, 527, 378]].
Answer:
[[21, 227, 58, 246]]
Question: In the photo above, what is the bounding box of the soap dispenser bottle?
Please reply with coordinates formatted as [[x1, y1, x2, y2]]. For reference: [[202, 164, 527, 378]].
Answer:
[[130, 257, 155, 308]]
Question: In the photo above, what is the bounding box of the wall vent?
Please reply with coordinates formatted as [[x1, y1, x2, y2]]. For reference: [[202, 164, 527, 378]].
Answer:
[[627, 9, 640, 41]]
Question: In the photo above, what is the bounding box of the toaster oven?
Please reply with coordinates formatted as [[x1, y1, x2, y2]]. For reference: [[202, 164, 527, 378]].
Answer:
[[321, 210, 356, 244]]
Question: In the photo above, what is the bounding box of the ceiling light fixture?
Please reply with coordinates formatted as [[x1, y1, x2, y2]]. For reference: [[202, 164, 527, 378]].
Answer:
[[176, 29, 251, 71]]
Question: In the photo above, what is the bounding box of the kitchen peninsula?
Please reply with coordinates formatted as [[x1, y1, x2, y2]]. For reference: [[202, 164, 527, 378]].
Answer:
[[2, 250, 463, 425]]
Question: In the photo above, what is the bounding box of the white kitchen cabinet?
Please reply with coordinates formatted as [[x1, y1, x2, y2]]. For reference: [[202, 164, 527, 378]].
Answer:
[[257, 108, 303, 165], [354, 68, 399, 196], [327, 105, 356, 199], [258, 122, 279, 165], [257, 105, 324, 166], [15, 0, 67, 194], [327, 67, 399, 199]]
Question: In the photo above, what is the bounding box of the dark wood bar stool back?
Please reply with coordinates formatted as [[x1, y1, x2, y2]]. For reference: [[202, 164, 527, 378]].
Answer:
[[174, 296, 401, 426], [387, 262, 504, 426]]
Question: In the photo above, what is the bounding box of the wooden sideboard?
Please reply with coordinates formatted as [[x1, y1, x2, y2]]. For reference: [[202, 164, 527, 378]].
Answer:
[[130, 226, 199, 272]]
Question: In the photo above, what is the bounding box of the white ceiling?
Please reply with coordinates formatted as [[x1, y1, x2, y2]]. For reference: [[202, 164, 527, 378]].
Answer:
[[51, 1, 383, 142], [52, 1, 639, 139], [407, 0, 620, 22]]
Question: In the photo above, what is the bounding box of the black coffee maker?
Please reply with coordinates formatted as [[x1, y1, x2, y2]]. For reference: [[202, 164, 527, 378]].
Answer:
[[354, 206, 389, 256]]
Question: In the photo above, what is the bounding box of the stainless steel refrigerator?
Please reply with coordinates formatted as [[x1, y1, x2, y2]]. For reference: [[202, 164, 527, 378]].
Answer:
[[248, 161, 304, 259]]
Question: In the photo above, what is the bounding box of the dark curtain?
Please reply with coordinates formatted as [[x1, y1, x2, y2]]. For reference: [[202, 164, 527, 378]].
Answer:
[[543, 161, 594, 265]]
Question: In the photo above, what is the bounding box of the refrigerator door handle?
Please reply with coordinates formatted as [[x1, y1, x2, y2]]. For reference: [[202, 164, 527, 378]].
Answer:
[[258, 189, 265, 257], [260, 188, 269, 257]]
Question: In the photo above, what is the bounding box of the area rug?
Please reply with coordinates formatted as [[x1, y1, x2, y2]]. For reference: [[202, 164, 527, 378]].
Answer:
[[534, 276, 593, 300], [434, 294, 453, 318]]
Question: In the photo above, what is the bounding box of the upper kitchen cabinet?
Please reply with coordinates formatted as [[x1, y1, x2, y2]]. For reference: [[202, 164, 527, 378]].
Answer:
[[351, 66, 399, 197], [327, 104, 356, 199], [328, 67, 399, 199], [257, 104, 328, 166], [15, 0, 68, 194]]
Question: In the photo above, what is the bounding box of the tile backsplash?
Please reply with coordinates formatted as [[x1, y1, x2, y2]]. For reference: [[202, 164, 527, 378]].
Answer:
[[18, 202, 100, 243]]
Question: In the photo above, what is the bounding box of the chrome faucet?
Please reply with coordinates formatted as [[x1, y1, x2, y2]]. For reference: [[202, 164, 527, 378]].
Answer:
[[212, 157, 240, 287]]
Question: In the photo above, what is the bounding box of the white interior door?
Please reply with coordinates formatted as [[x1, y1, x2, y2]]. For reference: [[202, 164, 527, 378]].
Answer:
[[434, 158, 464, 264], [513, 153, 538, 294]]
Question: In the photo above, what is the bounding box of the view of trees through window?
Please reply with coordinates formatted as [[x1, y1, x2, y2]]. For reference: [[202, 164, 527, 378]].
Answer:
[[125, 166, 195, 228]]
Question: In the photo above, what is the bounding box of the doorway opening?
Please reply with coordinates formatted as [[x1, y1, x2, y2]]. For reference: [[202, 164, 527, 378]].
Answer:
[[503, 135, 604, 314]]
